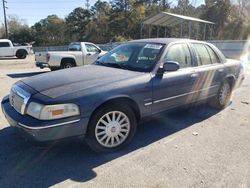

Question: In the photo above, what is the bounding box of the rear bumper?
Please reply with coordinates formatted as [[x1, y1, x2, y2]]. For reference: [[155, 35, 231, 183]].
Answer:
[[1, 96, 89, 142], [36, 62, 49, 69]]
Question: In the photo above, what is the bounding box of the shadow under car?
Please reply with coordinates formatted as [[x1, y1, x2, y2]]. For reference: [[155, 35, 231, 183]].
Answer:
[[0, 104, 219, 187]]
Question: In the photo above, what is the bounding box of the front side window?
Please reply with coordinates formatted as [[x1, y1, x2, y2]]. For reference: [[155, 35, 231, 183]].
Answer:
[[85, 44, 100, 53], [0, 42, 10, 48], [164, 44, 192, 68], [68, 42, 81, 51], [95, 43, 164, 72], [193, 43, 212, 66]]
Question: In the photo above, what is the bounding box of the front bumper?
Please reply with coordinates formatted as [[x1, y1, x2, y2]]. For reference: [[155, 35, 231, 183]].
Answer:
[[36, 62, 49, 69], [1, 96, 89, 142]]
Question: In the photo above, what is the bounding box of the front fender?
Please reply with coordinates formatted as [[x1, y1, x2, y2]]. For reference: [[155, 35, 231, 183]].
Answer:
[[79, 93, 143, 120], [93, 94, 134, 110]]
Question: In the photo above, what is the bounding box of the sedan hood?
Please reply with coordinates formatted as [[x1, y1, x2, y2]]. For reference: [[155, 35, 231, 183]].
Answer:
[[22, 65, 144, 98]]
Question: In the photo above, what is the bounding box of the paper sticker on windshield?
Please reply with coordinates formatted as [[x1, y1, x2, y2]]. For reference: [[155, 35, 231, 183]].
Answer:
[[145, 44, 163, 50]]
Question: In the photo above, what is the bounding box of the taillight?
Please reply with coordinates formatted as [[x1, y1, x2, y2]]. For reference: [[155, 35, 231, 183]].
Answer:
[[46, 53, 50, 62]]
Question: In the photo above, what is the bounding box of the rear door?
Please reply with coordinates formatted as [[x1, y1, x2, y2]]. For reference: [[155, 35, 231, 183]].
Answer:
[[191, 43, 225, 100], [0, 42, 13, 56], [152, 43, 198, 114]]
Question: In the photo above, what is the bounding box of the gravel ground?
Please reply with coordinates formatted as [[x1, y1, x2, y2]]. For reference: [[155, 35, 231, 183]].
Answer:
[[0, 56, 249, 188]]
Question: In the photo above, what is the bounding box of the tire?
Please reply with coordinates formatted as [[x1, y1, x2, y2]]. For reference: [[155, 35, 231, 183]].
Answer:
[[210, 81, 232, 109], [61, 60, 75, 69], [50, 67, 58, 71], [85, 103, 137, 152], [16, 50, 27, 59]]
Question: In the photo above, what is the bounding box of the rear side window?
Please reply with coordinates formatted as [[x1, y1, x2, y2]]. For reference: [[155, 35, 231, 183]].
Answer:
[[69, 43, 81, 51], [193, 43, 211, 66], [0, 42, 10, 48], [205, 45, 220, 64], [164, 44, 192, 68]]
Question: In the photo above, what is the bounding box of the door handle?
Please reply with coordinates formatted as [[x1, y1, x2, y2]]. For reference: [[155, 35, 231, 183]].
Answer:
[[87, 53, 91, 56], [191, 73, 199, 78]]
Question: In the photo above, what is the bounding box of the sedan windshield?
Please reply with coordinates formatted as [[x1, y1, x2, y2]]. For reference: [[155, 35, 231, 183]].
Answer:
[[95, 43, 164, 72]]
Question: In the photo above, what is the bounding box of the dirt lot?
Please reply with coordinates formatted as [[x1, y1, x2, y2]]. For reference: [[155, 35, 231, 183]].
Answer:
[[0, 55, 250, 188]]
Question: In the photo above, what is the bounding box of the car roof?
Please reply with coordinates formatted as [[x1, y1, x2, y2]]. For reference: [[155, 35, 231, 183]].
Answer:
[[128, 38, 208, 45], [0, 39, 10, 42]]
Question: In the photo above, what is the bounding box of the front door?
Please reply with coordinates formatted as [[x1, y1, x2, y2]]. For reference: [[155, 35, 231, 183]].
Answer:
[[152, 43, 198, 114], [0, 42, 13, 56], [85, 43, 100, 64]]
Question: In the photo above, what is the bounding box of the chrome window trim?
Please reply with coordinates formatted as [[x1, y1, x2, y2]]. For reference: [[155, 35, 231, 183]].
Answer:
[[18, 119, 81, 130], [192, 63, 222, 69]]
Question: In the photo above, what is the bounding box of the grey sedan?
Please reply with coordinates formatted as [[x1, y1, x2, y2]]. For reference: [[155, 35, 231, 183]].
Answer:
[[1, 38, 245, 152]]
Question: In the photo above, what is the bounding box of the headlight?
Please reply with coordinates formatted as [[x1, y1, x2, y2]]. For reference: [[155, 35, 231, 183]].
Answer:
[[27, 102, 80, 120]]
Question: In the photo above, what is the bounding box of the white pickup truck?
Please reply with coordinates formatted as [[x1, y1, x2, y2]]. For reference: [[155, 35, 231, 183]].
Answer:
[[0, 39, 33, 59], [35, 42, 107, 71]]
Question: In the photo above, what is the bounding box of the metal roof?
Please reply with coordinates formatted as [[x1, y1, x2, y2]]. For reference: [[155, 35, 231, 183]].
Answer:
[[0, 39, 11, 42], [143, 12, 215, 27], [129, 38, 183, 44], [129, 38, 209, 45]]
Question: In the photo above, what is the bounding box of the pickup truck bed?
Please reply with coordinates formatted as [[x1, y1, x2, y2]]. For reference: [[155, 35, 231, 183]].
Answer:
[[35, 42, 107, 70]]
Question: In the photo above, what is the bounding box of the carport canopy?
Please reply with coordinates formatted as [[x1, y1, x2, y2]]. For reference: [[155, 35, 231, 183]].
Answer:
[[141, 12, 215, 39], [143, 12, 214, 27]]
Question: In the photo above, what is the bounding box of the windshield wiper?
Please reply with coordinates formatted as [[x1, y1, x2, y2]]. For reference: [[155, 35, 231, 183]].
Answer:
[[95, 61, 128, 70], [106, 62, 128, 70]]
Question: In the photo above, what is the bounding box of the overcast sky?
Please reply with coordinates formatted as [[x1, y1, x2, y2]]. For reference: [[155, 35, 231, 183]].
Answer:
[[0, 0, 205, 27]]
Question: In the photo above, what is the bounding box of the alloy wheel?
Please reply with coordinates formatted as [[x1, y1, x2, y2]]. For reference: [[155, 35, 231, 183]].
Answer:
[[64, 63, 72, 68], [95, 111, 130, 148], [219, 82, 230, 105]]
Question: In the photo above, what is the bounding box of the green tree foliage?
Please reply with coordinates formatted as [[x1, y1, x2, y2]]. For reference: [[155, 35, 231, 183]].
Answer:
[[201, 0, 231, 39], [32, 15, 66, 46], [65, 8, 92, 42], [1, 0, 249, 45], [108, 0, 147, 41], [174, 0, 197, 16], [88, 0, 111, 43], [0, 23, 6, 38], [226, 0, 250, 39], [6, 16, 34, 43]]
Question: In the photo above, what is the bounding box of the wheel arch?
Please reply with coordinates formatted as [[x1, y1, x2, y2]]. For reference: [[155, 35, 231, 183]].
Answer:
[[60, 57, 76, 67], [16, 49, 28, 56], [90, 96, 141, 123], [224, 74, 236, 89]]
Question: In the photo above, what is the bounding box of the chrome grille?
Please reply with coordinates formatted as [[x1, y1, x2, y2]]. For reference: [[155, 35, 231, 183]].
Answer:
[[9, 85, 31, 115]]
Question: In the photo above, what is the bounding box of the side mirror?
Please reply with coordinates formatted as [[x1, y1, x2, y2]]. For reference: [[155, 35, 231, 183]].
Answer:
[[163, 61, 180, 72], [157, 61, 180, 75]]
